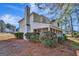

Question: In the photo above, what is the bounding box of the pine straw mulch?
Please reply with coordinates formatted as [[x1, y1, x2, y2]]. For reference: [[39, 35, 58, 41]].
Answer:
[[0, 39, 76, 56]]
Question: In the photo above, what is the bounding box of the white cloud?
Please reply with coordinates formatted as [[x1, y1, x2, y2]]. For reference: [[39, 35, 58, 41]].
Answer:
[[30, 3, 40, 13], [6, 4, 24, 12], [0, 14, 22, 28], [30, 4, 52, 18]]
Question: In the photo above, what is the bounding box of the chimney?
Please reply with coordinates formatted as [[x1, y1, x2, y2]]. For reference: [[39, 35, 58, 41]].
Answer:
[[24, 5, 30, 32], [25, 5, 30, 25]]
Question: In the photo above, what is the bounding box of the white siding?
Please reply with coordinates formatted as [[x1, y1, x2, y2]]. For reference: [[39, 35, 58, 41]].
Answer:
[[32, 22, 50, 29], [50, 21, 58, 28], [30, 14, 34, 32], [19, 20, 26, 32]]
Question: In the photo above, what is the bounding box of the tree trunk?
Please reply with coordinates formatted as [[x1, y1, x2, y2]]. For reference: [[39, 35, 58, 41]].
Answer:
[[70, 15, 74, 37]]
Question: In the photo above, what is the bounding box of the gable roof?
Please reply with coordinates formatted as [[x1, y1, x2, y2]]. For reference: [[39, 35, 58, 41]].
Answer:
[[18, 18, 24, 23], [18, 12, 50, 23]]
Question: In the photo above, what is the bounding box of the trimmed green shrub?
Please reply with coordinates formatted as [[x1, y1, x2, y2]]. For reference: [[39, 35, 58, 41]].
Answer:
[[41, 39, 55, 47], [58, 34, 67, 43], [25, 33, 31, 39], [58, 36, 63, 43], [40, 31, 58, 47], [15, 32, 23, 39], [39, 31, 57, 41], [63, 34, 67, 40], [25, 33, 39, 42]]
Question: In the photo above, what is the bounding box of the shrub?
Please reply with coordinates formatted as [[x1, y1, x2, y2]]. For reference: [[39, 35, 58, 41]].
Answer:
[[73, 32, 79, 38], [41, 39, 55, 47], [15, 32, 23, 39], [39, 31, 57, 41], [63, 34, 67, 40], [40, 31, 58, 47], [58, 34, 67, 43], [30, 33, 39, 42], [73, 32, 77, 35], [58, 36, 63, 43], [25, 33, 31, 39], [25, 33, 39, 42]]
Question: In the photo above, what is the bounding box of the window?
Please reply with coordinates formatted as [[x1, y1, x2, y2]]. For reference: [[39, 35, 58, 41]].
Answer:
[[57, 23, 59, 27], [34, 29, 40, 33], [27, 24, 30, 26], [34, 29, 37, 32]]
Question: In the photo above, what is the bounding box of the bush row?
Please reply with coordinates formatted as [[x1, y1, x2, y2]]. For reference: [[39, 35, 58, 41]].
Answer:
[[58, 34, 67, 43], [15, 32, 67, 47], [25, 33, 39, 42], [15, 32, 23, 39], [40, 32, 67, 47]]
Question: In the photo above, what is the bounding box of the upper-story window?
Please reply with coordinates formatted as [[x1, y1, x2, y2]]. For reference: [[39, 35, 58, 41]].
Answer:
[[57, 22, 59, 27], [27, 24, 30, 26]]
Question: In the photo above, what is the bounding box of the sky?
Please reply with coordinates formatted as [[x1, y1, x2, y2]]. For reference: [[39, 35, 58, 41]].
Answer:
[[0, 3, 50, 29], [0, 3, 28, 28], [0, 3, 79, 31], [0, 3, 52, 29]]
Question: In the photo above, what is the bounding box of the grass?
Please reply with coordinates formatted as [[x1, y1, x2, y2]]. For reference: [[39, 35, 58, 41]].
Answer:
[[71, 41, 79, 49], [0, 33, 16, 40], [67, 36, 79, 49]]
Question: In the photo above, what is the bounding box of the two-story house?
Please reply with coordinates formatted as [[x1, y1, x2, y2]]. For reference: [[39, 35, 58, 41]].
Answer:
[[18, 6, 62, 34]]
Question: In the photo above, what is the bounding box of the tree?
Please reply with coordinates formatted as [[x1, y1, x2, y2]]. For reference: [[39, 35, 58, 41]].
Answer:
[[6, 23, 15, 32], [35, 3, 79, 37], [35, 4, 72, 32], [0, 20, 6, 32]]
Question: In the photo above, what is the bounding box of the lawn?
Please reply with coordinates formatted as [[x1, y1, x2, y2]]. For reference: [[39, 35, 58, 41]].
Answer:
[[0, 33, 16, 41], [0, 39, 76, 56]]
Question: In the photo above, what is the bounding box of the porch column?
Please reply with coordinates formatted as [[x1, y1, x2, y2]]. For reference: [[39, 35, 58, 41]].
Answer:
[[48, 24, 51, 31]]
